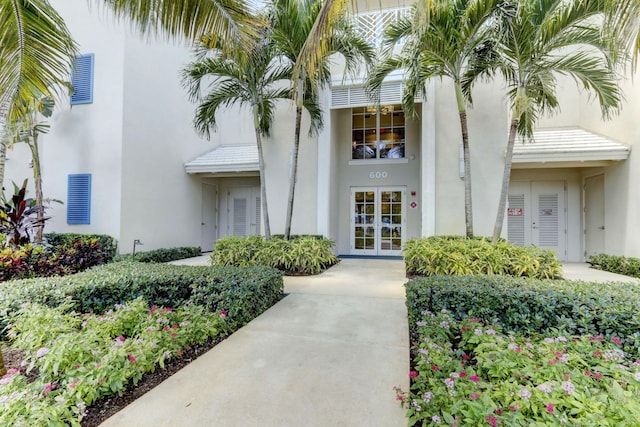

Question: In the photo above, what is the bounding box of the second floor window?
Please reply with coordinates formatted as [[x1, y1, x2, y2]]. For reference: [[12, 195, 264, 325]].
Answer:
[[352, 105, 405, 160]]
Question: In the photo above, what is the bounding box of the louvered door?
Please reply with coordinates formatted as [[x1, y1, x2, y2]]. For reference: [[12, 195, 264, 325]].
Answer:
[[228, 187, 261, 237]]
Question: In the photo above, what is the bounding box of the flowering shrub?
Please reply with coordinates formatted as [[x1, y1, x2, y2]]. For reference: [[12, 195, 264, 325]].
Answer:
[[1, 299, 230, 426], [398, 310, 640, 426]]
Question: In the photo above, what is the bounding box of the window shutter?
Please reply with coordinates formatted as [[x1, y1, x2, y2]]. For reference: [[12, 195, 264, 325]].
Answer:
[[71, 54, 94, 105], [67, 174, 91, 224]]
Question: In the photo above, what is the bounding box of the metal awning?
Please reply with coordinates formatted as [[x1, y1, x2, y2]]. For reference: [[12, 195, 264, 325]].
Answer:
[[513, 128, 630, 165], [185, 145, 259, 174]]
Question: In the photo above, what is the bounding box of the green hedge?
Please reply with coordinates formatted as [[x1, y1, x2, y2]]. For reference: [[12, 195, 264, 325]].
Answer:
[[404, 236, 561, 279], [405, 275, 640, 357], [115, 246, 202, 263], [211, 236, 339, 275], [0, 262, 283, 335], [589, 253, 640, 278]]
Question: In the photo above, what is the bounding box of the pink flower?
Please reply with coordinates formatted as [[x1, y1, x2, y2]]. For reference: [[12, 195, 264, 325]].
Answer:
[[469, 375, 480, 383], [470, 393, 481, 400], [43, 383, 55, 396], [494, 409, 503, 415], [459, 371, 467, 378], [589, 335, 604, 342], [612, 337, 622, 345], [485, 416, 497, 427], [546, 403, 555, 414], [128, 353, 137, 364], [396, 393, 404, 401], [462, 354, 471, 361], [171, 324, 178, 329], [148, 305, 158, 315], [431, 365, 440, 371], [219, 311, 227, 318], [171, 332, 177, 338], [409, 371, 419, 379]]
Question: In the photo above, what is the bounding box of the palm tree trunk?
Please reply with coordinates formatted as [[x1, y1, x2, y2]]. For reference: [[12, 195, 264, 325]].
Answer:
[[29, 134, 44, 243], [455, 82, 473, 238], [492, 117, 519, 243], [254, 127, 271, 240], [0, 102, 8, 190], [284, 105, 303, 240], [0, 349, 5, 377]]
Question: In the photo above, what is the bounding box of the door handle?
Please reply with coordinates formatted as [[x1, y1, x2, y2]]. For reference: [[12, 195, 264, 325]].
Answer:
[[598, 226, 605, 230]]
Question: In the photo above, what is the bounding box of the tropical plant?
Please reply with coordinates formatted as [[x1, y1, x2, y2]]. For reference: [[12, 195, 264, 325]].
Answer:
[[0, 0, 77, 185], [182, 32, 293, 240], [464, 0, 622, 243], [1, 95, 55, 243], [0, 179, 48, 247], [368, 0, 498, 238], [268, 0, 373, 239]]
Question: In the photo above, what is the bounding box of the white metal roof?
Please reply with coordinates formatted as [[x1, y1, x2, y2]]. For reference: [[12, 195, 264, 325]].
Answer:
[[513, 128, 630, 163], [185, 145, 259, 174]]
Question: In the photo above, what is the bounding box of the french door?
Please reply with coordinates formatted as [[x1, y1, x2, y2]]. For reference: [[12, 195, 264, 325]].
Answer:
[[351, 187, 405, 256]]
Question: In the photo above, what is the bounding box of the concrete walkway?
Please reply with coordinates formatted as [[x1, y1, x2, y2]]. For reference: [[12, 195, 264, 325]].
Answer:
[[562, 262, 640, 283], [101, 258, 409, 427]]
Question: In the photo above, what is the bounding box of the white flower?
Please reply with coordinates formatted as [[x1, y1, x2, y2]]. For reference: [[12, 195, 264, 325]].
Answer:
[[518, 388, 532, 400], [485, 328, 496, 336], [634, 372, 640, 382], [449, 372, 460, 379], [432, 415, 441, 424], [444, 378, 455, 389], [508, 343, 519, 351], [604, 349, 625, 362], [416, 321, 427, 327], [561, 381, 575, 395], [474, 328, 483, 336], [411, 399, 421, 412], [36, 347, 50, 358], [423, 391, 434, 404], [439, 321, 450, 329], [536, 382, 555, 393], [544, 337, 555, 343]]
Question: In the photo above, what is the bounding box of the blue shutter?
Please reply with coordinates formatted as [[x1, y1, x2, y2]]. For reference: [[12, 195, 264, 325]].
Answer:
[[70, 54, 94, 105], [67, 174, 91, 224]]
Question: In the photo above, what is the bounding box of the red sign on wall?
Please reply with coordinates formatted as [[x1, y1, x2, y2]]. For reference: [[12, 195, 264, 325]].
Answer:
[[508, 208, 523, 216]]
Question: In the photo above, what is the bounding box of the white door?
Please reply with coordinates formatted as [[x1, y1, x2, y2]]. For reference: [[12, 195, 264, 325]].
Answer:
[[508, 181, 566, 260], [228, 187, 261, 237], [351, 187, 405, 256], [585, 174, 605, 258], [201, 183, 218, 251]]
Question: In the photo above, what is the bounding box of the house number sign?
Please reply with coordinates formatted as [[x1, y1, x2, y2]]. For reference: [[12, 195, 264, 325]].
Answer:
[[369, 171, 388, 179]]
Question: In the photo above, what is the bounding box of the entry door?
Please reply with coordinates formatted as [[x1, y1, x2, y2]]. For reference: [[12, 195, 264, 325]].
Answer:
[[585, 174, 605, 258], [201, 183, 218, 251], [507, 181, 566, 260], [228, 187, 261, 236], [351, 187, 405, 256]]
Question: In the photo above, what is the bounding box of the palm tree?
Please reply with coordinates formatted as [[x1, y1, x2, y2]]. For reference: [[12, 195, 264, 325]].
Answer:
[[368, 0, 498, 238], [268, 0, 372, 239], [0, 0, 77, 186], [182, 36, 293, 240], [466, 0, 622, 243], [1, 95, 55, 243], [93, 0, 260, 50]]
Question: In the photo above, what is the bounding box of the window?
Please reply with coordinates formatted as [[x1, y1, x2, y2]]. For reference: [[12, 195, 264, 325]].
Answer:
[[71, 54, 94, 105], [352, 105, 405, 160], [67, 174, 91, 224]]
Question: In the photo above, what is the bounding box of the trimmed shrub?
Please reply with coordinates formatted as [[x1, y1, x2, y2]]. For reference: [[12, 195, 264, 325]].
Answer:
[[116, 246, 202, 263], [211, 236, 339, 275], [0, 262, 283, 336], [403, 236, 561, 279], [589, 253, 640, 278], [405, 275, 640, 357]]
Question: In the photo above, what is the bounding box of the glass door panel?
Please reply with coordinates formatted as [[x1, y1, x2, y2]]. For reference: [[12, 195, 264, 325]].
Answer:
[[351, 187, 405, 256]]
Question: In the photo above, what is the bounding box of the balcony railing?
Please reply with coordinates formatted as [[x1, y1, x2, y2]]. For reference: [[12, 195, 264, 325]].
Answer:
[[352, 7, 412, 47]]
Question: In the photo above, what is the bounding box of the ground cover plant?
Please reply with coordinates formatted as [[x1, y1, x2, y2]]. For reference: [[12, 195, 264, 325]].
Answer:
[[211, 235, 339, 275], [589, 253, 640, 279], [403, 236, 561, 279], [0, 299, 230, 426], [0, 262, 284, 425], [397, 310, 640, 426], [406, 275, 640, 358]]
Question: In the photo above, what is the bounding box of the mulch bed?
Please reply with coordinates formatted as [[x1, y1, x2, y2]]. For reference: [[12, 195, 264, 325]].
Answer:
[[2, 338, 222, 427]]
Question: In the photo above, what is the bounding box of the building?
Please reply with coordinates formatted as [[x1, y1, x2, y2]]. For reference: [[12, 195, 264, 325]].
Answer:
[[5, 0, 639, 261]]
